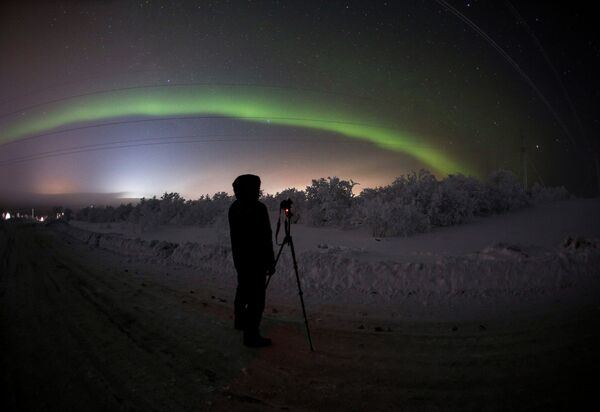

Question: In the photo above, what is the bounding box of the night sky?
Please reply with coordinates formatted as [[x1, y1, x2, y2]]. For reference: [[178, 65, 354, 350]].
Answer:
[[1, 1, 598, 208]]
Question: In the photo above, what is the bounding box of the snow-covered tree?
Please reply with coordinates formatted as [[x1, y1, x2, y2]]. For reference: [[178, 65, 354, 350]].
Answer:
[[305, 177, 357, 226], [530, 182, 570, 204], [362, 195, 430, 237], [429, 174, 484, 226], [485, 169, 529, 213], [73, 169, 570, 237]]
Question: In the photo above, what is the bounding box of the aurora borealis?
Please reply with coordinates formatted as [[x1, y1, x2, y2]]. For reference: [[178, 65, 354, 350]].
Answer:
[[1, 1, 598, 207], [1, 85, 469, 177]]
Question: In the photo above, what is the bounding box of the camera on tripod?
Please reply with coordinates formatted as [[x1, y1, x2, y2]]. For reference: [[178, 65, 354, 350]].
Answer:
[[280, 198, 293, 219], [268, 196, 314, 351]]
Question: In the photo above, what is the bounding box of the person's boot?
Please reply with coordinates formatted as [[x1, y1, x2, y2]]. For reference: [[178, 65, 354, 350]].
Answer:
[[243, 330, 272, 347], [234, 305, 245, 331], [234, 316, 244, 331]]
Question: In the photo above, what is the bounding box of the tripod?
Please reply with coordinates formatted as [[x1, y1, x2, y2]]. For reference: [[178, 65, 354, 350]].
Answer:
[[266, 204, 314, 352]]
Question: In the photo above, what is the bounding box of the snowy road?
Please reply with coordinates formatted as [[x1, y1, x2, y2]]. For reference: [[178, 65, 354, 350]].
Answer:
[[1, 221, 599, 411]]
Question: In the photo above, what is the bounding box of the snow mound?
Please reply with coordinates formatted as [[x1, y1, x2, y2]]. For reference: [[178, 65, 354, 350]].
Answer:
[[478, 243, 532, 260], [51, 221, 600, 308], [562, 236, 599, 252]]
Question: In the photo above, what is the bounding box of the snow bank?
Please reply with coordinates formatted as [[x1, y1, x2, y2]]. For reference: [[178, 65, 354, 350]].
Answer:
[[50, 220, 600, 308]]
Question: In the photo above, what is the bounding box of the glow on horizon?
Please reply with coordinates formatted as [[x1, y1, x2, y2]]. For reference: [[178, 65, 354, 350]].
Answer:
[[0, 85, 474, 177]]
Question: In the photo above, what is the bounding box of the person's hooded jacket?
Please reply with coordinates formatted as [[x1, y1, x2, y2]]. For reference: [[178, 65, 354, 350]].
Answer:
[[228, 174, 275, 275]]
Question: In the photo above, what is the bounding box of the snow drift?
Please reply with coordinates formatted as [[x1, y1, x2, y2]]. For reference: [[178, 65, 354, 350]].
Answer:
[[49, 220, 600, 310]]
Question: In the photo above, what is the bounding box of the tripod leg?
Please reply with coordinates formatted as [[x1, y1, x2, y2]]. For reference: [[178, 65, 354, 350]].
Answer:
[[274, 237, 287, 267], [288, 235, 315, 352]]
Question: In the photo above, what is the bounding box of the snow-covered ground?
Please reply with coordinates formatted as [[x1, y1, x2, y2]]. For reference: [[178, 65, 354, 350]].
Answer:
[[4, 219, 598, 410], [5, 199, 600, 410], [64, 198, 600, 321]]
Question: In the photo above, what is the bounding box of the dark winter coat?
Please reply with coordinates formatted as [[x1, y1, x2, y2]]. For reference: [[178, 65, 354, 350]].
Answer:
[[228, 175, 275, 275]]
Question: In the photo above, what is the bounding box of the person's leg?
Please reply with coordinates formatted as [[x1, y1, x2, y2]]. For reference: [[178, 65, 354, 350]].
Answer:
[[243, 274, 270, 347], [244, 278, 265, 332], [234, 275, 247, 330]]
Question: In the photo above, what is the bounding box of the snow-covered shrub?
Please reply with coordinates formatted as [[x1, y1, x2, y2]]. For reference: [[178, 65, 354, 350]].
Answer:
[[178, 192, 233, 226], [261, 193, 277, 212], [74, 168, 573, 236], [485, 169, 529, 213], [363, 196, 430, 237], [208, 192, 234, 225], [348, 187, 380, 227], [305, 177, 357, 226], [136, 196, 162, 231], [159, 192, 186, 224], [388, 169, 438, 215], [76, 205, 117, 222], [530, 183, 570, 204], [113, 204, 133, 222], [354, 171, 435, 236], [429, 174, 485, 226], [179, 196, 211, 225]]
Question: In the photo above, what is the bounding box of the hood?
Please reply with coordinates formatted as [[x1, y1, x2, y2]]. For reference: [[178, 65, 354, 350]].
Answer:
[[232, 174, 261, 201]]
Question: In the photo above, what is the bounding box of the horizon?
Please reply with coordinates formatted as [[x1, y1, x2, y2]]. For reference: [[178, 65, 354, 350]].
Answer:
[[0, 166, 574, 213]]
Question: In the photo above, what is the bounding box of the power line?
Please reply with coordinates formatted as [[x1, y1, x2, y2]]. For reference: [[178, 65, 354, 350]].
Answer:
[[529, 156, 545, 186], [0, 81, 383, 121], [504, 0, 598, 194], [0, 132, 447, 167], [0, 68, 164, 107], [435, 0, 584, 156], [0, 133, 305, 165], [0, 114, 402, 149], [505, 1, 589, 145]]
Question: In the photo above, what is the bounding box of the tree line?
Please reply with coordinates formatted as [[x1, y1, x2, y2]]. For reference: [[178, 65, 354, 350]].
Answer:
[[74, 169, 570, 237]]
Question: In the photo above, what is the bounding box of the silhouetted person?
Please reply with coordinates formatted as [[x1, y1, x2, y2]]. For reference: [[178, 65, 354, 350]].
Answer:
[[229, 174, 275, 347]]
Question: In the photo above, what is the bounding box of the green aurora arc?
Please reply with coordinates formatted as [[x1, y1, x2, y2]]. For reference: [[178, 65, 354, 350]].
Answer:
[[0, 85, 474, 176]]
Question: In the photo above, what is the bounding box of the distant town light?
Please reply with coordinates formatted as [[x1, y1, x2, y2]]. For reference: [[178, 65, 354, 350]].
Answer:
[[4, 212, 11, 220]]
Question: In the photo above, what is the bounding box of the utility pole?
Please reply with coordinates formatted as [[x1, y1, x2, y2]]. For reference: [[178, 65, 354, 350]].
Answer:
[[520, 134, 528, 190]]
